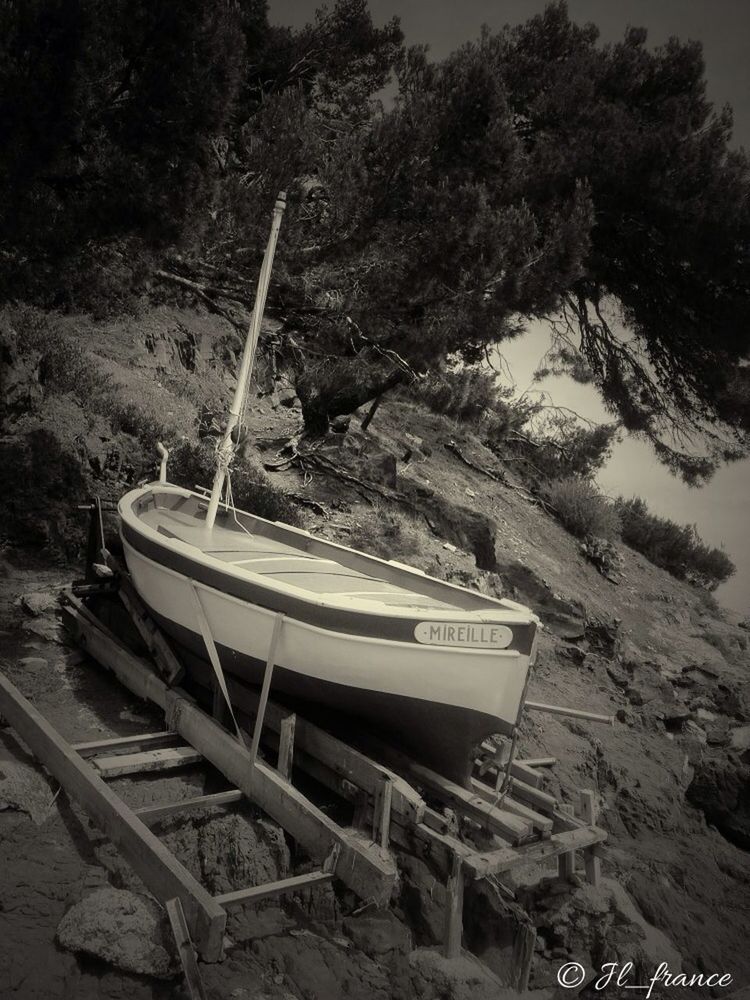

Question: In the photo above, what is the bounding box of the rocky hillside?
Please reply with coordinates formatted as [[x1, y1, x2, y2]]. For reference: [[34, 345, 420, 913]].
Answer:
[[1, 302, 749, 996]]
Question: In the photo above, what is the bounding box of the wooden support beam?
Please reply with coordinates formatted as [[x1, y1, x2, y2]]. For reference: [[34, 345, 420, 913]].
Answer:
[[166, 897, 208, 1000], [250, 615, 284, 768], [512, 922, 536, 994], [407, 762, 532, 843], [372, 775, 393, 849], [469, 778, 553, 835], [277, 713, 296, 781], [463, 826, 607, 879], [73, 731, 179, 757], [522, 757, 557, 768], [64, 607, 397, 904], [187, 660, 424, 826], [504, 777, 558, 816], [93, 745, 203, 778], [117, 571, 184, 684], [557, 804, 576, 882], [0, 670, 226, 962], [443, 854, 464, 959], [215, 870, 334, 910], [136, 790, 244, 825], [525, 701, 614, 726], [578, 790, 601, 886]]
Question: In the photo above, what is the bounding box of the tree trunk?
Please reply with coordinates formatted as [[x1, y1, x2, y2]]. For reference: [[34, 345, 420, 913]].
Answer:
[[297, 369, 406, 436]]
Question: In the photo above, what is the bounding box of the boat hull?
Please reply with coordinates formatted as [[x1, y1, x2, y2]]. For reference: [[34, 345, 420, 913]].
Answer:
[[123, 536, 531, 784]]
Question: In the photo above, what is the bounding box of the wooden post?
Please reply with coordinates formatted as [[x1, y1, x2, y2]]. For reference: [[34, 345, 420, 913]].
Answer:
[[278, 713, 296, 781], [443, 853, 465, 958], [249, 614, 284, 767], [512, 922, 537, 993], [0, 671, 226, 961], [579, 790, 601, 886], [166, 897, 208, 1000], [372, 775, 393, 849], [557, 803, 576, 882], [62, 606, 397, 904], [189, 583, 244, 745]]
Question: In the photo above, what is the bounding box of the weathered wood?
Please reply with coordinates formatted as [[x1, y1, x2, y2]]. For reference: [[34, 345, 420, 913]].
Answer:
[[463, 826, 607, 879], [504, 777, 558, 816], [65, 608, 397, 904], [372, 775, 393, 849], [443, 854, 464, 959], [189, 584, 245, 744], [93, 745, 203, 778], [166, 897, 208, 1000], [525, 701, 615, 726], [522, 757, 557, 768], [407, 762, 532, 843], [215, 870, 334, 910], [73, 731, 179, 757], [249, 614, 284, 767], [277, 713, 296, 781], [116, 570, 183, 684], [512, 922, 536, 993], [187, 660, 424, 825], [0, 670, 226, 961], [579, 790, 601, 886], [469, 778, 553, 835], [557, 804, 576, 882], [136, 790, 244, 825]]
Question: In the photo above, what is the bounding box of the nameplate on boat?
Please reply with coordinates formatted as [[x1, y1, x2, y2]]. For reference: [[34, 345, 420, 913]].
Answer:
[[414, 622, 513, 649]]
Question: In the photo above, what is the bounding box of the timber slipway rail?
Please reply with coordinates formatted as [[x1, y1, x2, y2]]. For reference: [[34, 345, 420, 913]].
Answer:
[[0, 557, 608, 994]]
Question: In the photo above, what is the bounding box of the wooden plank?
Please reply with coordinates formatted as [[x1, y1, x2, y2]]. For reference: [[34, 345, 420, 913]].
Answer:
[[479, 742, 543, 786], [372, 775, 393, 849], [187, 659, 424, 826], [464, 826, 607, 879], [579, 790, 601, 886], [189, 584, 245, 744], [65, 609, 397, 904], [522, 757, 557, 768], [73, 731, 179, 756], [0, 670, 226, 962], [249, 614, 284, 767], [215, 870, 334, 910], [525, 701, 614, 726], [166, 897, 208, 1000], [136, 790, 244, 825], [277, 713, 296, 781], [442, 854, 464, 959], [93, 745, 203, 778], [505, 777, 558, 815], [406, 762, 532, 843], [512, 922, 536, 993], [469, 778, 553, 835], [117, 572, 184, 684]]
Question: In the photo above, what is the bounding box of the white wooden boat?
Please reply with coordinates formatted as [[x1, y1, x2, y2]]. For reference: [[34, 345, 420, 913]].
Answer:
[[119, 484, 538, 782], [117, 193, 539, 784]]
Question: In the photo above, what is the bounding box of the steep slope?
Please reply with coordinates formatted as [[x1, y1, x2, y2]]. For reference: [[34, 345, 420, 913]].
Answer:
[[1, 301, 749, 992]]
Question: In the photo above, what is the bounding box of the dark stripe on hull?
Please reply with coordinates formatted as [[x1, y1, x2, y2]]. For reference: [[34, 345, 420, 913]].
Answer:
[[121, 522, 535, 655], [149, 607, 512, 786]]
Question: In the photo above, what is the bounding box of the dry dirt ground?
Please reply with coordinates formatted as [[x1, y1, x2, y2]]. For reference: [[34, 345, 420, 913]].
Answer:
[[1, 304, 749, 998]]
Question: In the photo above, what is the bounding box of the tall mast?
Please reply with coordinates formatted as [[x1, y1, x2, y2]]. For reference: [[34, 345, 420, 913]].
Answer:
[[205, 191, 287, 532]]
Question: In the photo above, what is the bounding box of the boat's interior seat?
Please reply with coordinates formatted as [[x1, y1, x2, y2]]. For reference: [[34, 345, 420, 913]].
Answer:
[[141, 505, 455, 610]]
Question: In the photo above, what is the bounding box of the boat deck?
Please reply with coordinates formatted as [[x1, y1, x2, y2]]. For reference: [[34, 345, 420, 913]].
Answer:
[[139, 505, 455, 611]]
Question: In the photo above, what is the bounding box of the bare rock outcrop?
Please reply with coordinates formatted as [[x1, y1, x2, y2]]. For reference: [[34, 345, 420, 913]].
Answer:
[[56, 888, 178, 978]]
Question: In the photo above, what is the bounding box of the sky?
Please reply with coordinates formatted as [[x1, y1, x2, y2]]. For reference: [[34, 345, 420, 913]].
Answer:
[[268, 0, 750, 613]]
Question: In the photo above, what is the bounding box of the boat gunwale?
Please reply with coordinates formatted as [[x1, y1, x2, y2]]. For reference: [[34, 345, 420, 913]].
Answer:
[[120, 483, 538, 627]]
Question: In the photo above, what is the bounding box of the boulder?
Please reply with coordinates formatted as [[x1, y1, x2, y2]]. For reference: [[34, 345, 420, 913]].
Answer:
[[20, 591, 58, 616], [56, 888, 178, 978], [343, 909, 412, 957], [687, 756, 750, 849], [729, 725, 750, 752]]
